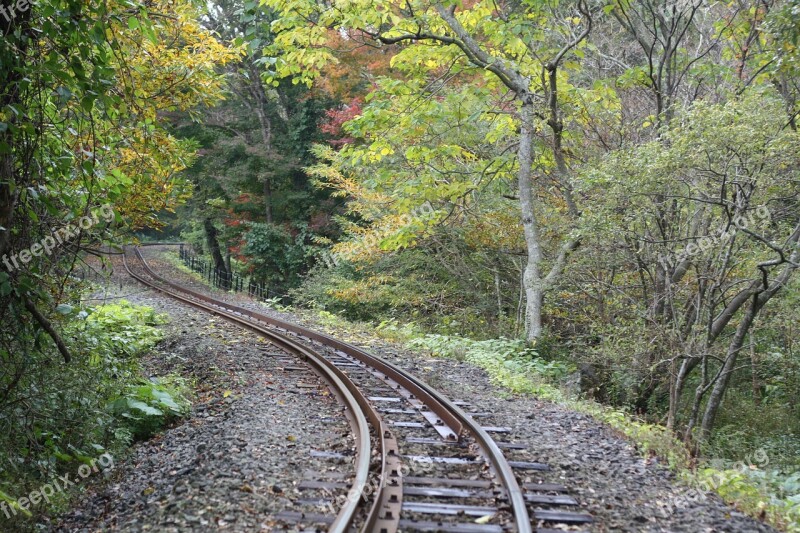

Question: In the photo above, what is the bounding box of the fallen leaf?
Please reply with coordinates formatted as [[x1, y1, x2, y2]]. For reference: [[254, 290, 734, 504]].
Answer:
[[474, 514, 494, 524]]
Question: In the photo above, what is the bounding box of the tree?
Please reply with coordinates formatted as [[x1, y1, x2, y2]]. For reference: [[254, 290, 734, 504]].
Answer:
[[585, 94, 800, 442], [264, 0, 600, 340], [166, 0, 338, 284], [0, 0, 234, 369]]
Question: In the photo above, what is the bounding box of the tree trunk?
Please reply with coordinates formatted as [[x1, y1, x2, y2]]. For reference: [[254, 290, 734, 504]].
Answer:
[[263, 177, 273, 224], [431, 3, 585, 341], [750, 333, 762, 406], [683, 350, 711, 445], [0, 5, 27, 260], [249, 64, 274, 224], [203, 217, 230, 289], [494, 263, 503, 321], [699, 300, 758, 440], [667, 357, 678, 430], [517, 101, 546, 341]]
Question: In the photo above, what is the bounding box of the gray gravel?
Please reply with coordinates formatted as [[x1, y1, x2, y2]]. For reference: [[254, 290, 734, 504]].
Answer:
[[54, 246, 778, 532], [52, 252, 354, 532]]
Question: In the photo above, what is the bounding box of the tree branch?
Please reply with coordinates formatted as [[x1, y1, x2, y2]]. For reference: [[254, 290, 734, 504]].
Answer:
[[23, 296, 72, 364]]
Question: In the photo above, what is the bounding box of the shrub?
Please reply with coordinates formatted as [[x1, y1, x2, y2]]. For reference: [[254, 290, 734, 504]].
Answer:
[[109, 377, 192, 440]]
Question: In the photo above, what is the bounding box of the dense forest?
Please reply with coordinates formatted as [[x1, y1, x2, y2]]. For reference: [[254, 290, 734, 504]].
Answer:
[[1, 0, 800, 529]]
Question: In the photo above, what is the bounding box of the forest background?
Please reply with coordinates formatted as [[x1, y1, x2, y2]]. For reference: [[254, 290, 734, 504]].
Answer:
[[2, 0, 800, 529]]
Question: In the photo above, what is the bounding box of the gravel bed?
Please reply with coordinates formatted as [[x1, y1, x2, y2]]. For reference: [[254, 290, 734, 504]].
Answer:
[[52, 253, 354, 532], [152, 246, 781, 532], [59, 246, 779, 532]]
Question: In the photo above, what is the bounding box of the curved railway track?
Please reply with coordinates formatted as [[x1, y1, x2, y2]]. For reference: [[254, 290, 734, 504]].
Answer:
[[124, 245, 592, 533]]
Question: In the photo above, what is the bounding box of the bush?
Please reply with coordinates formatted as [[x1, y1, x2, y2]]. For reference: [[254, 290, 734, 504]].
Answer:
[[109, 377, 191, 440], [0, 299, 186, 529], [293, 248, 520, 337], [243, 222, 314, 290], [408, 334, 574, 386]]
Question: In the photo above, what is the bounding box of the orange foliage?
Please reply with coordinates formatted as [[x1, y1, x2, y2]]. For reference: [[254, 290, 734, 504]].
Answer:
[[312, 30, 396, 100]]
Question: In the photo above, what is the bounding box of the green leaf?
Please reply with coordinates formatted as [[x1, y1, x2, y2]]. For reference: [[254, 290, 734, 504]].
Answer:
[[81, 95, 95, 112], [0, 490, 32, 517], [126, 399, 163, 416], [55, 304, 74, 314]]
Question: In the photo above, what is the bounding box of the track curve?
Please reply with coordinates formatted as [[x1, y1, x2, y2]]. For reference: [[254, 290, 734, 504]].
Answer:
[[125, 245, 592, 532]]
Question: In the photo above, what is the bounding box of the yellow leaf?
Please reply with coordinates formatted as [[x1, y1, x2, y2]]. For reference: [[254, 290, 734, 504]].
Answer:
[[223, 390, 232, 398], [475, 514, 494, 524]]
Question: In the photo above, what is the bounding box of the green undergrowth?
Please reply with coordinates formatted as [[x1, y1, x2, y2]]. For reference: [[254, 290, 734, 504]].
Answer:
[[163, 250, 211, 285], [693, 468, 800, 531], [0, 299, 191, 530], [163, 250, 249, 297]]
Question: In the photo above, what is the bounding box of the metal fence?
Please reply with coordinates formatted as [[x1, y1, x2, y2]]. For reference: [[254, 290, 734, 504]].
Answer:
[[178, 245, 282, 301]]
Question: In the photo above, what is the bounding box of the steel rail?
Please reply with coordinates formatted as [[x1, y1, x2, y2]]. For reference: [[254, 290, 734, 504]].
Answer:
[[134, 248, 463, 438], [130, 247, 402, 531], [132, 246, 533, 533], [122, 249, 377, 533]]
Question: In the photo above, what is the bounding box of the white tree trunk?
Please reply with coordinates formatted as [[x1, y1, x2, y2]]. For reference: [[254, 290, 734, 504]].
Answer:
[[517, 101, 545, 341]]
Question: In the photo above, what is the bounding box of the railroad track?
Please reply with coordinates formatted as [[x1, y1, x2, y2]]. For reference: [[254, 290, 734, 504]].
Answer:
[[123, 246, 592, 533]]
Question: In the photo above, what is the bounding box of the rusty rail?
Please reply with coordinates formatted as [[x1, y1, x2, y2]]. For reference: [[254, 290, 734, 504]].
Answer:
[[122, 249, 381, 533], [128, 246, 534, 533]]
